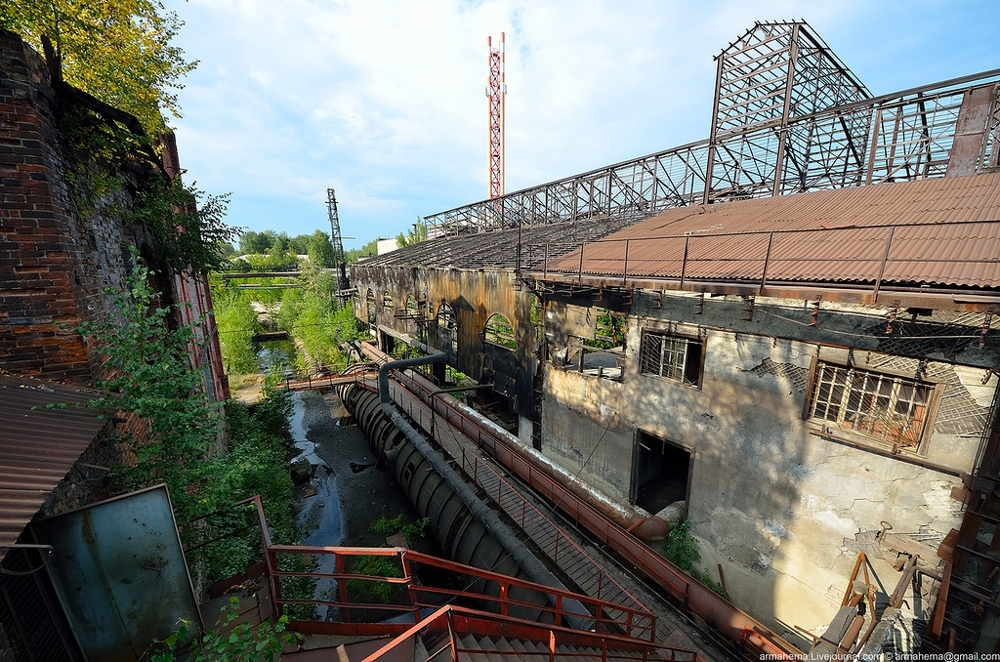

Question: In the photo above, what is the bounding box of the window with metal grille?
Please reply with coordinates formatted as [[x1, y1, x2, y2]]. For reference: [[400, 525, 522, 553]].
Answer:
[[808, 362, 932, 449], [639, 331, 703, 386]]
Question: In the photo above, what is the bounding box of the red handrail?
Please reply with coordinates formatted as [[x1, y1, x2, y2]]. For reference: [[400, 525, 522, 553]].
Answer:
[[361, 351, 800, 659], [249, 496, 656, 642], [360, 604, 700, 662]]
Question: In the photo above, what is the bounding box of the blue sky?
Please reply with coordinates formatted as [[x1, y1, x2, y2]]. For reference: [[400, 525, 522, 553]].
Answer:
[[162, 0, 1000, 253]]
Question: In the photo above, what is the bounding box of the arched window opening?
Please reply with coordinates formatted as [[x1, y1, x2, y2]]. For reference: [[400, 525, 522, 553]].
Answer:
[[383, 291, 394, 309], [366, 289, 377, 325], [437, 302, 458, 356], [404, 296, 419, 319], [484, 313, 516, 351]]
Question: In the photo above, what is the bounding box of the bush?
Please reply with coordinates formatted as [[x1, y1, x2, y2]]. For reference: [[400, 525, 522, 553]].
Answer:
[[661, 520, 725, 595], [662, 520, 700, 573], [345, 555, 404, 604], [373, 514, 430, 546], [145, 596, 300, 662]]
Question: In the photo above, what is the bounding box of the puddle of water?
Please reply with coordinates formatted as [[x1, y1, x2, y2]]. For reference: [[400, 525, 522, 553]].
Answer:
[[297, 472, 343, 621], [289, 392, 344, 620], [288, 395, 325, 467]]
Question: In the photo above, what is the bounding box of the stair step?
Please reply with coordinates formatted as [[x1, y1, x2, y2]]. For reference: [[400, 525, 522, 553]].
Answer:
[[460, 632, 494, 662]]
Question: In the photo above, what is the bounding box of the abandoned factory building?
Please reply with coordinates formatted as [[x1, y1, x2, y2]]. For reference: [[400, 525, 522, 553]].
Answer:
[[350, 21, 1000, 651]]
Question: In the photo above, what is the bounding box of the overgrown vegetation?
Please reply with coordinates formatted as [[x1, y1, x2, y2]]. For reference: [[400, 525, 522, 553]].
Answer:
[[373, 514, 430, 546], [145, 596, 301, 662], [211, 286, 263, 376], [133, 177, 236, 276], [345, 555, 405, 604], [212, 250, 366, 379], [78, 251, 297, 572], [1, 0, 197, 135], [58, 100, 238, 277], [276, 283, 365, 373], [661, 520, 725, 596], [344, 515, 430, 604]]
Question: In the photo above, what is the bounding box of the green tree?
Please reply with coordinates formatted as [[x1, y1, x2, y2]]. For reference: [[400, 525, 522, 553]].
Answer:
[[237, 230, 274, 256], [345, 238, 378, 264], [287, 234, 309, 256], [0, 0, 197, 135], [133, 179, 236, 276], [396, 217, 428, 248], [306, 230, 336, 268]]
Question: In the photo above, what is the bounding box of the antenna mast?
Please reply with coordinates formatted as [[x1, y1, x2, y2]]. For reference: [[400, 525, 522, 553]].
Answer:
[[487, 32, 505, 199], [326, 187, 350, 299]]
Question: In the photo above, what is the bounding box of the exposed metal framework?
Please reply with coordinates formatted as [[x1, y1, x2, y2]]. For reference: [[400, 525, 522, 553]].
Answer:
[[487, 33, 505, 199], [706, 20, 871, 201], [326, 187, 351, 297], [425, 21, 1000, 237]]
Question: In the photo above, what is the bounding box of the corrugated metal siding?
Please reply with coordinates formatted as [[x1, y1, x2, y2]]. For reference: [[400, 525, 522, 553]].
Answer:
[[0, 376, 109, 556], [546, 172, 1000, 288]]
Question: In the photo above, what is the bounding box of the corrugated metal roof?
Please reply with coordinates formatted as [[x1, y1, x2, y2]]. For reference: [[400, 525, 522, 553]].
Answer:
[[0, 376, 109, 558], [354, 217, 635, 272], [543, 172, 1000, 289]]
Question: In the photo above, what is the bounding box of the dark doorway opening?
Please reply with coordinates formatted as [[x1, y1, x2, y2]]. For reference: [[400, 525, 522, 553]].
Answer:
[[631, 431, 690, 515]]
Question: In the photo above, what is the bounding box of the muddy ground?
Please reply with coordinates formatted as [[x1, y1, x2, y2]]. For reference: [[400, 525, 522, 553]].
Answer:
[[290, 390, 421, 549]]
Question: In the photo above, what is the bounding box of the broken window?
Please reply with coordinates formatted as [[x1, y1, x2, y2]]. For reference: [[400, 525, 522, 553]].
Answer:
[[565, 310, 626, 381], [639, 330, 703, 387], [808, 362, 933, 451], [383, 291, 394, 309], [484, 314, 516, 351], [403, 296, 419, 319]]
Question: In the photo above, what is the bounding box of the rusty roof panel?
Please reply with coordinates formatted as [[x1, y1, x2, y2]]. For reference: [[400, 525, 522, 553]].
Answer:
[[544, 172, 1000, 290], [0, 376, 109, 556], [354, 217, 636, 272]]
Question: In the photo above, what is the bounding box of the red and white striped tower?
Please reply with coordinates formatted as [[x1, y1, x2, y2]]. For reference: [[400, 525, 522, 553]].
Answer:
[[487, 32, 505, 200]]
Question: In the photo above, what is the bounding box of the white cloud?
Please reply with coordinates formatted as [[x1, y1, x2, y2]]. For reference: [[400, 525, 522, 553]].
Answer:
[[164, 0, 1000, 243]]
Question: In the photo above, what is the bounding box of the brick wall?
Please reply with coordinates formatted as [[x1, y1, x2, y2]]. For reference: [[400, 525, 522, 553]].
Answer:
[[0, 30, 229, 400], [1, 31, 85, 380]]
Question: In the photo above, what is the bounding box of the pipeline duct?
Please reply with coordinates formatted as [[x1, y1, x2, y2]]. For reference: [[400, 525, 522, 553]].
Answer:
[[341, 358, 592, 629]]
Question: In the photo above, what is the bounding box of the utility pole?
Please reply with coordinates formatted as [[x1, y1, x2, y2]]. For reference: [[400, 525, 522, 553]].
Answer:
[[326, 187, 350, 300], [487, 32, 505, 200]]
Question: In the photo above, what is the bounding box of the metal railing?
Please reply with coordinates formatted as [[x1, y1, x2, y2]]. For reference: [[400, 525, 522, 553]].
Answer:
[[362, 604, 700, 662], [425, 70, 1000, 237], [377, 363, 800, 659], [278, 362, 378, 392], [523, 217, 1000, 304], [383, 373, 648, 617], [249, 496, 657, 642]]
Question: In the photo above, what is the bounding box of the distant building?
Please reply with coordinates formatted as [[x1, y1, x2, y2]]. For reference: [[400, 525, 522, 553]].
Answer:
[[377, 237, 400, 255]]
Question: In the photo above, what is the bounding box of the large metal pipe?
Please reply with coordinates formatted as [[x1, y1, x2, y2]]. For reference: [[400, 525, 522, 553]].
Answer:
[[363, 341, 673, 541], [342, 344, 592, 629]]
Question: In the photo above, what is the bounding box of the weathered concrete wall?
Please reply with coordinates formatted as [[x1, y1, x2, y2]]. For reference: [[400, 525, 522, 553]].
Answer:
[[351, 264, 539, 419], [541, 289, 997, 638]]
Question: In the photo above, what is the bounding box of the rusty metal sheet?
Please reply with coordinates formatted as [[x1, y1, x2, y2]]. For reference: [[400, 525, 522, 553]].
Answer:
[[30, 485, 201, 662], [0, 376, 109, 558], [544, 171, 1000, 289], [946, 86, 996, 178]]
